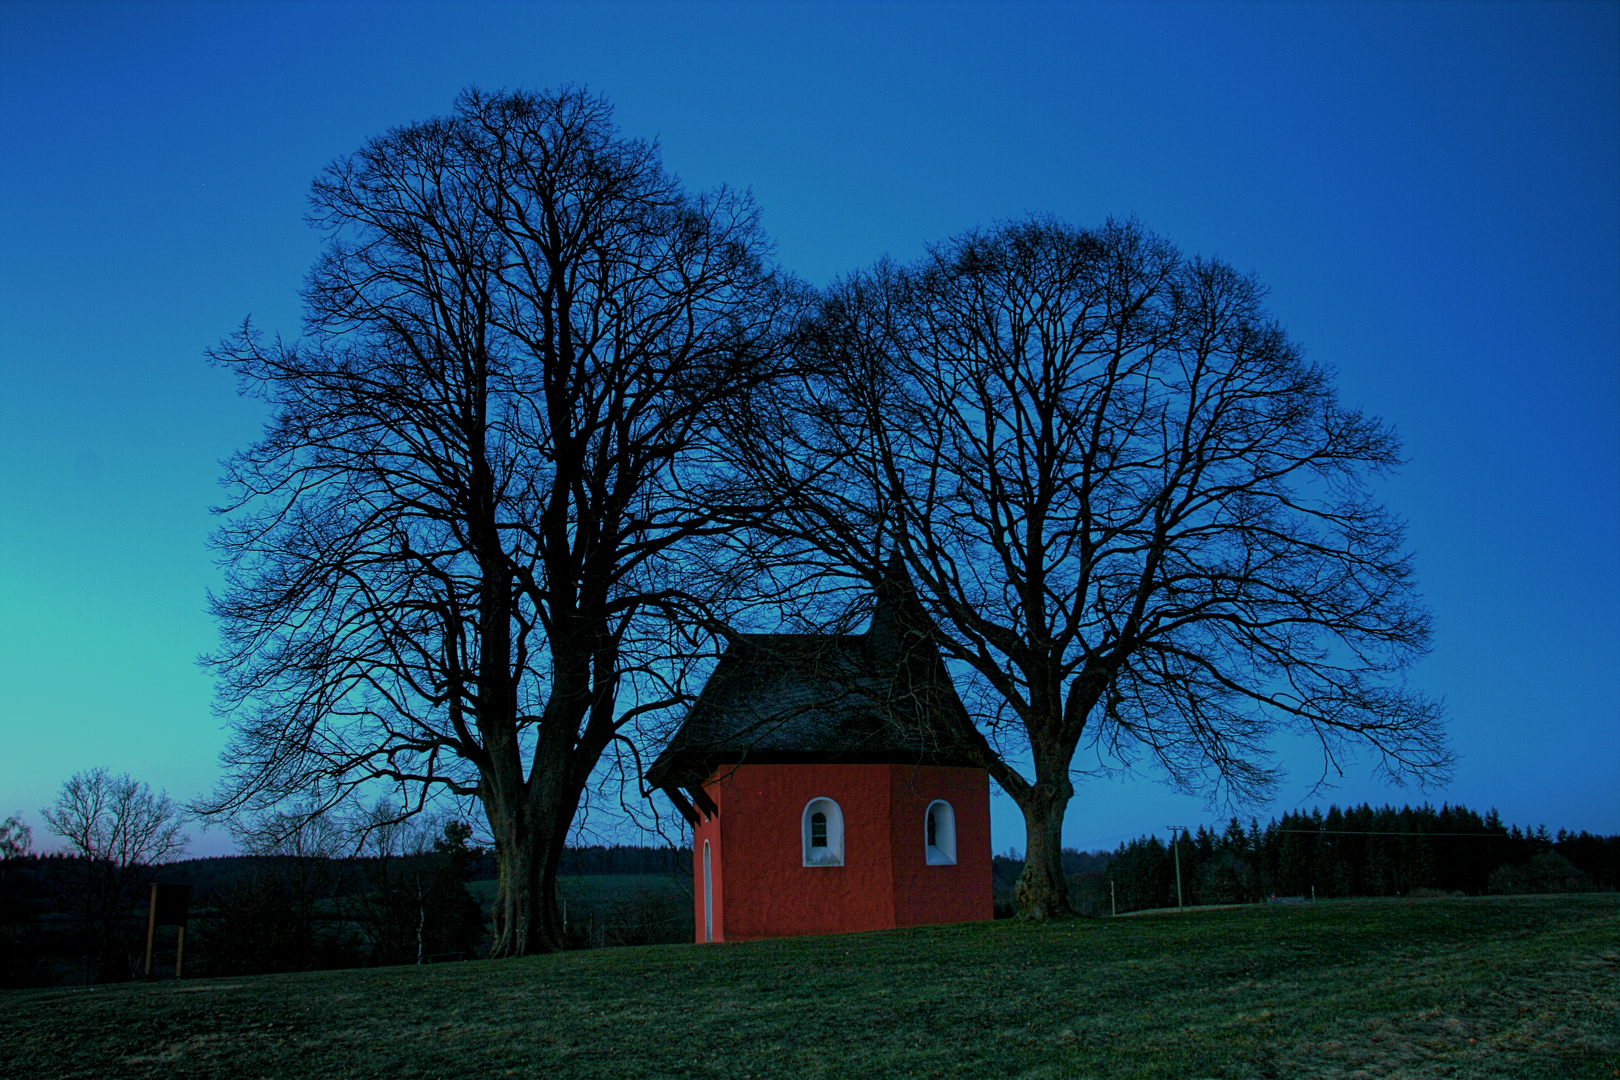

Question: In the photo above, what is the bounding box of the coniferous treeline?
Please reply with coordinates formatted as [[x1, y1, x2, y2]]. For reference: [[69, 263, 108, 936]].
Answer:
[[1101, 803, 1619, 913]]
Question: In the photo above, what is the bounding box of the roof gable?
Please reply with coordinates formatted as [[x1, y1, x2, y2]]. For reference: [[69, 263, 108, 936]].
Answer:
[[648, 559, 978, 808]]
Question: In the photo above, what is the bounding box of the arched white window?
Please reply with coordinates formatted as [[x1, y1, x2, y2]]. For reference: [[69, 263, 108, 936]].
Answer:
[[925, 800, 956, 865], [801, 797, 844, 866]]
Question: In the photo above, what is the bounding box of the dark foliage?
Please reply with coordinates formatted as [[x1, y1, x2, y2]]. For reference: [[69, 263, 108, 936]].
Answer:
[[197, 820, 488, 973], [553, 845, 688, 879], [197, 871, 357, 976], [352, 822, 488, 965], [1550, 830, 1620, 890], [0, 837, 699, 985], [1102, 803, 1615, 913], [1489, 852, 1596, 896], [0, 855, 158, 986], [0, 846, 52, 988]]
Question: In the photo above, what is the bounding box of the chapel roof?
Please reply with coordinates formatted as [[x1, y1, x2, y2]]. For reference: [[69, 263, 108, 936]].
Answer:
[[647, 558, 979, 820]]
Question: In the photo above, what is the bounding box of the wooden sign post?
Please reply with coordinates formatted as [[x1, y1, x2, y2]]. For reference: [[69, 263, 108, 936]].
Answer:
[[144, 883, 191, 978]]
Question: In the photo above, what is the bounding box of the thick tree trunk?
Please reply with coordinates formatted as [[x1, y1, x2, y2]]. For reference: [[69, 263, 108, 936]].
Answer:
[[1013, 776, 1075, 919], [1009, 664, 1105, 918], [483, 723, 589, 957], [484, 809, 584, 955], [484, 789, 551, 957], [478, 604, 617, 959]]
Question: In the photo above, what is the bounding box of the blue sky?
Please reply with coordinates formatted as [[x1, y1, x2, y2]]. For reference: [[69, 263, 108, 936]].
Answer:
[[1, 1, 1615, 858]]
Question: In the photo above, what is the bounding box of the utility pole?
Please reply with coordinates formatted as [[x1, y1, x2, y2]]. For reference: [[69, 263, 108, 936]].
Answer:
[[1110, 878, 1116, 917], [1167, 826, 1188, 913]]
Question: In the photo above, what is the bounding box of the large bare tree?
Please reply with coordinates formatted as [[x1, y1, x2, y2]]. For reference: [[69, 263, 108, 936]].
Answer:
[[201, 87, 797, 955], [742, 216, 1449, 917]]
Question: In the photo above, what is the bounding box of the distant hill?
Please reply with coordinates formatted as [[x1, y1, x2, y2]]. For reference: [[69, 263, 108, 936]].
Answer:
[[144, 844, 689, 896]]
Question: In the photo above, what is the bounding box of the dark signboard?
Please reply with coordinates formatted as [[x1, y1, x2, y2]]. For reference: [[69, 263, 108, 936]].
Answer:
[[150, 883, 190, 925]]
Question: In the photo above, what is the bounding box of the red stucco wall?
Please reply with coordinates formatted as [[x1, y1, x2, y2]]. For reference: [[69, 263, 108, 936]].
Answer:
[[887, 765, 994, 927], [690, 762, 991, 941]]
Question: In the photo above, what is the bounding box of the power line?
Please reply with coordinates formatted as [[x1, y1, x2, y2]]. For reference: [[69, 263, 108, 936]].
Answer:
[[1275, 829, 1529, 838]]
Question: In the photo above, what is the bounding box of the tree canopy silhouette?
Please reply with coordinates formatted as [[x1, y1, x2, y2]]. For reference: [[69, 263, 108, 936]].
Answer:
[[738, 216, 1449, 917], [201, 87, 799, 955]]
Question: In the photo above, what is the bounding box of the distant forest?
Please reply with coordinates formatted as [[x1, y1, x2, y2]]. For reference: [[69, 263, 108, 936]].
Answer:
[[3, 805, 1614, 987], [150, 842, 685, 897], [0, 833, 689, 989], [1079, 803, 1620, 916]]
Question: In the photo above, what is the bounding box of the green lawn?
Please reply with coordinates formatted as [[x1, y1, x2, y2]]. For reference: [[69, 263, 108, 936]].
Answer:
[[2, 895, 1615, 1079]]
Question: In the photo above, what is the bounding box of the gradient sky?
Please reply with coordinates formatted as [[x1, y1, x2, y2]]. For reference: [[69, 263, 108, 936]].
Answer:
[[1, 1, 1615, 859]]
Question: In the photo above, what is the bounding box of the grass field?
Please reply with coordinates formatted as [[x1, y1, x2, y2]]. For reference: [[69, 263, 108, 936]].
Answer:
[[1, 895, 1614, 1079]]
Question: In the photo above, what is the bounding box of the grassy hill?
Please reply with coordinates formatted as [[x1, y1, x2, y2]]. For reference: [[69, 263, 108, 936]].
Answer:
[[1, 895, 1614, 1079]]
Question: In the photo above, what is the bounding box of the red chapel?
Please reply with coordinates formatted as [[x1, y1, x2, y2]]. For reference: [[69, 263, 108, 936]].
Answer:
[[648, 561, 993, 942]]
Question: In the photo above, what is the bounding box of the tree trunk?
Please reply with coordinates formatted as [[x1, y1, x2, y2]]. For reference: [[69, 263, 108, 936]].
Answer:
[[487, 809, 545, 957], [483, 741, 581, 957], [1013, 777, 1074, 919]]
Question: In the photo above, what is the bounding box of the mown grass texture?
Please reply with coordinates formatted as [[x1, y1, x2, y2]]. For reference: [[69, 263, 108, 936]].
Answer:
[[1, 895, 1614, 1079]]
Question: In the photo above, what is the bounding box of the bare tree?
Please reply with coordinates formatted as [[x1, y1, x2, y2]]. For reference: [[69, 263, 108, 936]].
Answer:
[[0, 815, 30, 896], [743, 216, 1449, 917], [42, 769, 188, 977], [341, 807, 483, 965], [0, 817, 28, 865], [200, 87, 799, 955], [230, 801, 357, 965]]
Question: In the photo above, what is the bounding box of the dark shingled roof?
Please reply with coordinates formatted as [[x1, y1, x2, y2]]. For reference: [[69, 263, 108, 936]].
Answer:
[[648, 559, 979, 821]]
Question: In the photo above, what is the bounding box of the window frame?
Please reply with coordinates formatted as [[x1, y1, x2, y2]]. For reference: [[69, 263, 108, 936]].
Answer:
[[925, 800, 957, 865], [801, 797, 845, 867]]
